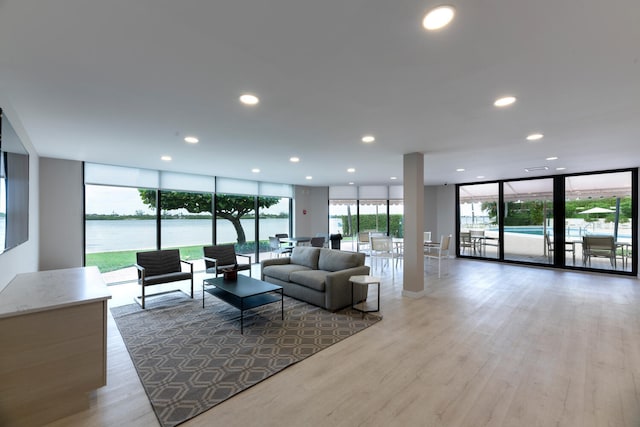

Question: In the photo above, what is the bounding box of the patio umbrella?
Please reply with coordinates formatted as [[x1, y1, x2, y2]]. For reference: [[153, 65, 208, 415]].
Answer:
[[578, 207, 615, 214]]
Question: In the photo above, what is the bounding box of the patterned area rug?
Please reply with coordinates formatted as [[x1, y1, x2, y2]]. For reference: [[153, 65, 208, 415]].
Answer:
[[111, 293, 381, 427]]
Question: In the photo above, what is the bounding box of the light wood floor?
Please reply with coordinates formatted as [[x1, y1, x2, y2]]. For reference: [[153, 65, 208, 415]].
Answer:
[[46, 258, 640, 427]]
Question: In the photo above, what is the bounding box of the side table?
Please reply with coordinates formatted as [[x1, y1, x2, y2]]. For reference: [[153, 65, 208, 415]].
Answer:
[[349, 275, 382, 317]]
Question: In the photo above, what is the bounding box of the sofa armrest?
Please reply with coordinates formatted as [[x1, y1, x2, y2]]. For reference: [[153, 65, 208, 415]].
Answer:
[[260, 257, 291, 279], [324, 265, 371, 311]]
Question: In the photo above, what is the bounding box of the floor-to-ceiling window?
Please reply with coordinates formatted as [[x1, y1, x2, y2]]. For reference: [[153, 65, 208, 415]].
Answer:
[[85, 184, 157, 283], [358, 199, 388, 234], [456, 168, 637, 275], [503, 178, 554, 264], [565, 171, 634, 272], [258, 196, 291, 259], [329, 200, 357, 251], [458, 182, 500, 259], [158, 190, 213, 270], [85, 165, 292, 284]]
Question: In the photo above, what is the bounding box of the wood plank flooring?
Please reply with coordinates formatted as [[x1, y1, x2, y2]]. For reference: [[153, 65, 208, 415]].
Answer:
[[44, 258, 640, 427]]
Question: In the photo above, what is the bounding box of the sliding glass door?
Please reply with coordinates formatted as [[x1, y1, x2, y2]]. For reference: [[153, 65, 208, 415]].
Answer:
[[502, 179, 554, 264], [456, 168, 637, 275]]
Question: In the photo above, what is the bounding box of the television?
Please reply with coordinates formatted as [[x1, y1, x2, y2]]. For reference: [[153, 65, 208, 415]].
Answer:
[[0, 108, 30, 253]]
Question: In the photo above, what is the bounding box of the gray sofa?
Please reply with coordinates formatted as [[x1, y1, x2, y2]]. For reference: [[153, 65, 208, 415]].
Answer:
[[261, 246, 370, 311]]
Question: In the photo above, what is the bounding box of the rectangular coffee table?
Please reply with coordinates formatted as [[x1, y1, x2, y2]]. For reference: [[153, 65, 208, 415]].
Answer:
[[203, 275, 283, 333]]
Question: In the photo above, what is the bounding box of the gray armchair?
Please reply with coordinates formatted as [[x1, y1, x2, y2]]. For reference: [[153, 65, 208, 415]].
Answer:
[[135, 249, 194, 309]]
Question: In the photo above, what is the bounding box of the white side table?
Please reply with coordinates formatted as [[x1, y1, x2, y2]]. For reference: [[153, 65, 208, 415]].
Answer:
[[349, 275, 382, 317]]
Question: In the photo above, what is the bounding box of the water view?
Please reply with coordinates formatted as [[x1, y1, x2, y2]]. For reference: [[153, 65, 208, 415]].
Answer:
[[86, 218, 289, 253]]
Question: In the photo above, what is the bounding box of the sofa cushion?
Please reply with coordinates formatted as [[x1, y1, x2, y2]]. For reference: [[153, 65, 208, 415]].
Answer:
[[290, 246, 321, 269], [318, 248, 365, 272], [262, 264, 311, 282], [289, 270, 330, 292]]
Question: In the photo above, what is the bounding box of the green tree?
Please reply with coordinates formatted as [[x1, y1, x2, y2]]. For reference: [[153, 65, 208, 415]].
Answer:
[[138, 191, 281, 244]]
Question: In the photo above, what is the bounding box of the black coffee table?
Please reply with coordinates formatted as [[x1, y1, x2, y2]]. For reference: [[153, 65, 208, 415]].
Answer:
[[203, 275, 283, 333]]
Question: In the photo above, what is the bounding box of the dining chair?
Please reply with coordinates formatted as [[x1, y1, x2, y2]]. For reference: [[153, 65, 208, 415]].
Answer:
[[310, 236, 326, 247], [370, 236, 396, 279], [357, 231, 371, 253], [424, 234, 451, 278], [269, 236, 292, 257], [423, 231, 432, 244]]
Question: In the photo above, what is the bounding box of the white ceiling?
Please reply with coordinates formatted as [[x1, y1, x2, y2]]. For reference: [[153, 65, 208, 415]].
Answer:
[[0, 0, 639, 187]]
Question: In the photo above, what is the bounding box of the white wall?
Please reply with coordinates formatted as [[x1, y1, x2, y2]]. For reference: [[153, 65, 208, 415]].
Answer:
[[293, 186, 328, 237], [38, 157, 84, 270], [436, 185, 456, 240], [424, 186, 438, 237], [0, 105, 40, 291]]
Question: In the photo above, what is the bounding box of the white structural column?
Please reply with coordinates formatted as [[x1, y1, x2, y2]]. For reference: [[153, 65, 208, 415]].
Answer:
[[402, 152, 425, 297]]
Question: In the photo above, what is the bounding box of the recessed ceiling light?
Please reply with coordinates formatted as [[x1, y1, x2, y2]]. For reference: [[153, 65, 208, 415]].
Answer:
[[348, 182, 354, 185], [422, 5, 456, 30], [251, 168, 260, 173], [456, 168, 465, 172], [161, 155, 172, 161], [362, 135, 375, 143], [526, 133, 544, 141], [347, 168, 356, 173], [289, 157, 300, 163], [184, 136, 199, 144], [556, 167, 566, 171], [546, 156, 558, 161], [305, 176, 313, 180], [239, 93, 259, 105], [494, 96, 517, 107], [476, 175, 485, 179], [390, 176, 397, 180]]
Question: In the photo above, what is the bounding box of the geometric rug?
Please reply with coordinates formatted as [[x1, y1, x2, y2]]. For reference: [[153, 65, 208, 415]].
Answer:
[[111, 293, 381, 427]]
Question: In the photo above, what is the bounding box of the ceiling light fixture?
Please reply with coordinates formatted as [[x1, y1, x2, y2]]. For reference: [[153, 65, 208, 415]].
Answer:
[[476, 175, 485, 179], [422, 5, 456, 30], [239, 93, 259, 105], [524, 166, 549, 172], [526, 133, 544, 141], [348, 182, 355, 185], [161, 155, 172, 161], [494, 96, 517, 107], [251, 168, 260, 173], [546, 156, 558, 161], [305, 176, 313, 180], [289, 157, 300, 163], [390, 176, 397, 180], [361, 135, 375, 143], [556, 167, 566, 171], [184, 136, 199, 144], [456, 168, 465, 172], [347, 168, 356, 173]]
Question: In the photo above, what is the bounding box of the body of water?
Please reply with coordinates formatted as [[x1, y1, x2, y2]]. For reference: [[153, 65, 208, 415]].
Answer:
[[86, 218, 289, 253]]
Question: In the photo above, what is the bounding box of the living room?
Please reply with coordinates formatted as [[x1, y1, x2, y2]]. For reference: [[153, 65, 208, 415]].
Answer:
[[2, 0, 640, 425]]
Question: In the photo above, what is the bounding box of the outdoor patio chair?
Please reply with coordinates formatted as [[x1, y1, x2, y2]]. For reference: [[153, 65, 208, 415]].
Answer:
[[582, 235, 616, 268], [370, 236, 397, 279], [459, 231, 472, 254], [203, 244, 252, 278]]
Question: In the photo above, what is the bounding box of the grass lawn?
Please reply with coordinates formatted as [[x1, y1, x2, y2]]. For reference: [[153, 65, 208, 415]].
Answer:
[[85, 243, 270, 273]]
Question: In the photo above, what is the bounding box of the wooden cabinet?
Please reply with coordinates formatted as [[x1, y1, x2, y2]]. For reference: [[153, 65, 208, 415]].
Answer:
[[0, 267, 111, 426]]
